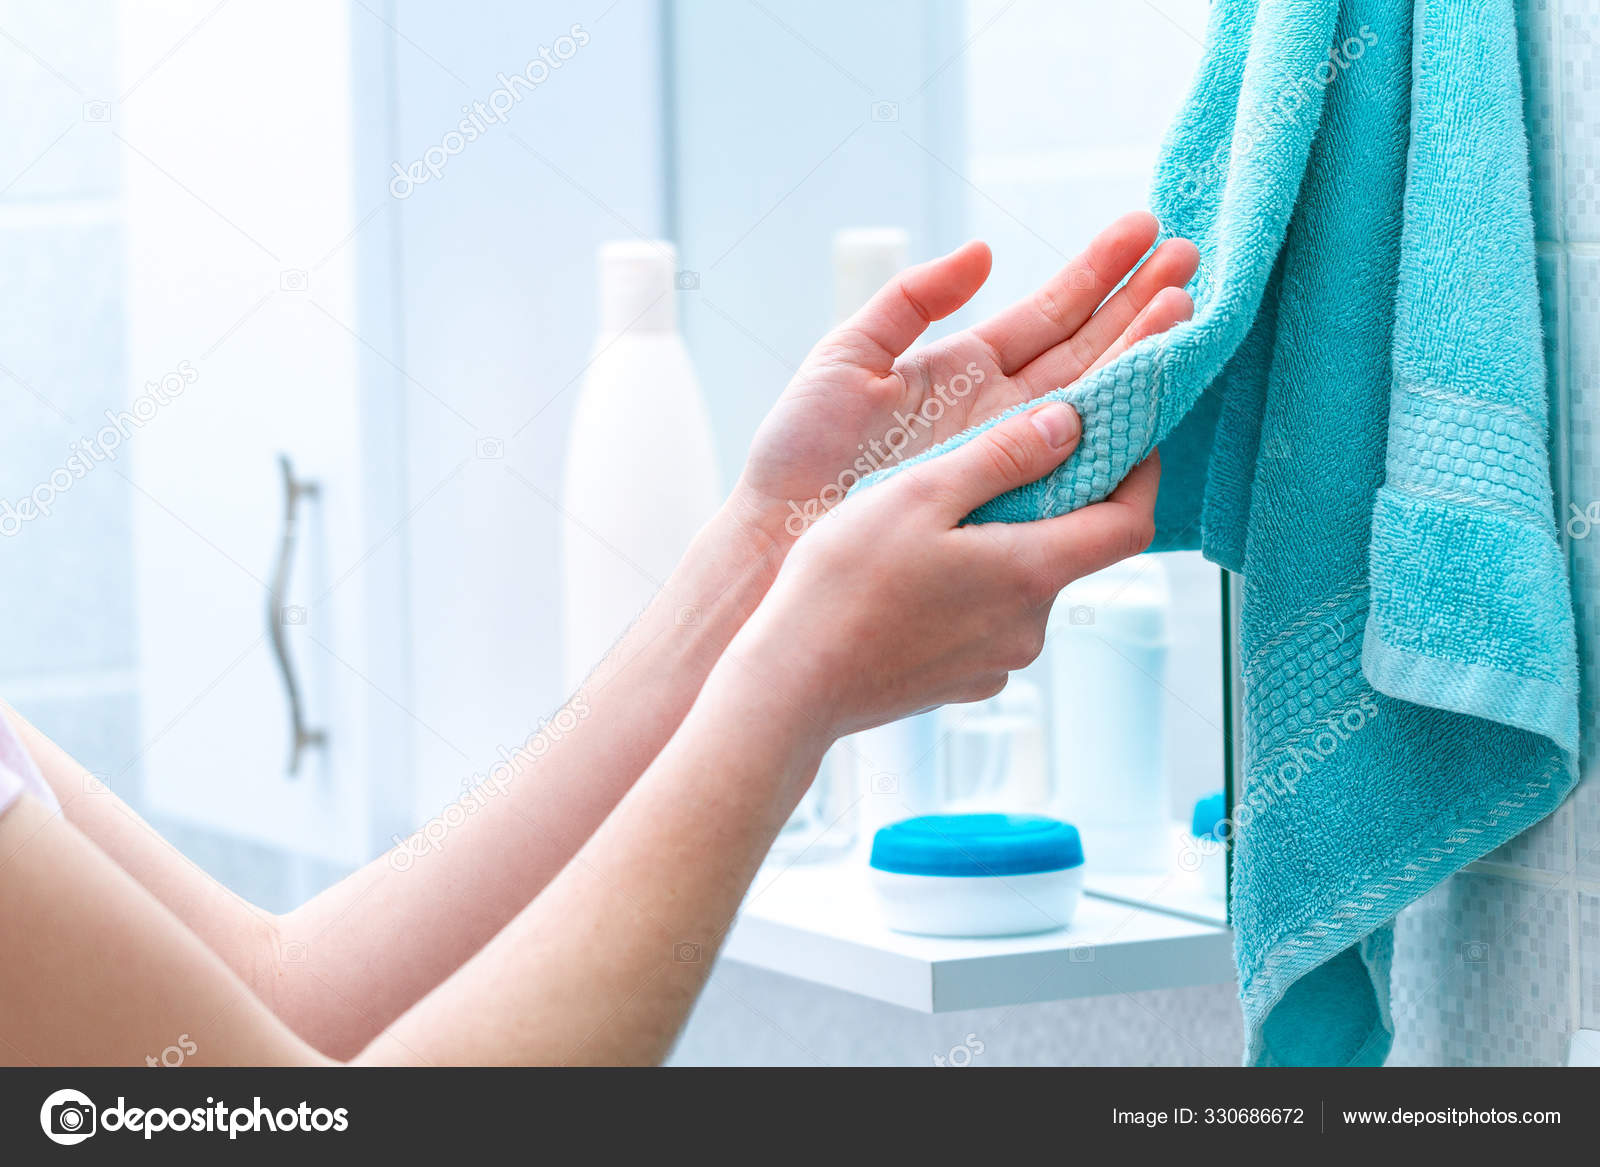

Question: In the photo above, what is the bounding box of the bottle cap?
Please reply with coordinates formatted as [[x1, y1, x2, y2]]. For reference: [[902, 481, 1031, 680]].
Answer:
[[598, 239, 678, 334], [832, 228, 908, 324]]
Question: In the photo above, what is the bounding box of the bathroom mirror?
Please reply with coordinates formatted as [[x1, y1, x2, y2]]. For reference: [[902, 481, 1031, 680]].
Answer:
[[669, 1, 1229, 923]]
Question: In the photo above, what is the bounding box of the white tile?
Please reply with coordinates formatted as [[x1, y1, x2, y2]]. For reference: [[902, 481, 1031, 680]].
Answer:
[[1561, 0, 1600, 240], [1391, 874, 1571, 1065], [1580, 892, 1600, 1029]]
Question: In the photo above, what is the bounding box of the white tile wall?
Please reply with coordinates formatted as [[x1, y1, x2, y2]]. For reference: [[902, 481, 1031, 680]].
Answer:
[[1392, 0, 1600, 1065], [1391, 875, 1573, 1065]]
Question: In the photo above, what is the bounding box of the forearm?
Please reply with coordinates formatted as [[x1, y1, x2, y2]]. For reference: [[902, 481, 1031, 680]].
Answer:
[[0, 636, 815, 1068], [3, 706, 283, 1001], [355, 644, 826, 1066], [275, 494, 785, 1056]]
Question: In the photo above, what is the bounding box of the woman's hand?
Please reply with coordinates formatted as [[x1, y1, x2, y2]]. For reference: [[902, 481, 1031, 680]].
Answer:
[[725, 399, 1166, 743], [730, 211, 1197, 546]]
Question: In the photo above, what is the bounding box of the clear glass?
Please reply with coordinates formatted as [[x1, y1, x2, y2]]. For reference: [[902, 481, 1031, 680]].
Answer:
[[936, 679, 1051, 814]]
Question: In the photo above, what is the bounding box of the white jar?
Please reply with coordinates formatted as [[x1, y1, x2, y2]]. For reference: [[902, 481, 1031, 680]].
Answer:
[[868, 814, 1084, 937]]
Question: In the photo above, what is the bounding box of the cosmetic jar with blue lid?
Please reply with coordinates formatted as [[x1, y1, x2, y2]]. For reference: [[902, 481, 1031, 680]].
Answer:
[[868, 814, 1084, 937], [1183, 791, 1228, 901]]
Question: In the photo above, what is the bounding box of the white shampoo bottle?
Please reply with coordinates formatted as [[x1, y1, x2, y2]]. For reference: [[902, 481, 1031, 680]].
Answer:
[[1048, 555, 1173, 873], [560, 241, 720, 692]]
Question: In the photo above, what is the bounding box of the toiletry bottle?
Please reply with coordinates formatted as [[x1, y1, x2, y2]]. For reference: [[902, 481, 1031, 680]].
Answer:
[[560, 241, 720, 693], [1047, 554, 1172, 872]]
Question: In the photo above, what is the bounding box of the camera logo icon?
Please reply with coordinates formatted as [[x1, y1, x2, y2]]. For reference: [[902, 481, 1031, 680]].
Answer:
[[1460, 940, 1490, 965], [674, 270, 700, 291], [40, 1089, 96, 1146], [673, 942, 701, 963], [476, 437, 505, 460], [870, 100, 899, 122], [279, 604, 307, 626], [1067, 605, 1095, 626], [280, 939, 309, 963], [279, 269, 308, 293], [82, 100, 111, 123]]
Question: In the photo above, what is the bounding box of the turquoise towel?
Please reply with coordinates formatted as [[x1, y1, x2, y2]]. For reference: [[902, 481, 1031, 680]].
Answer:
[[859, 0, 1579, 1064]]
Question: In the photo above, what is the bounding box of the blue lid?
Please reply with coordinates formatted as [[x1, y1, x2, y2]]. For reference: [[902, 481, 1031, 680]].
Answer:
[[1191, 791, 1227, 841], [869, 814, 1083, 877]]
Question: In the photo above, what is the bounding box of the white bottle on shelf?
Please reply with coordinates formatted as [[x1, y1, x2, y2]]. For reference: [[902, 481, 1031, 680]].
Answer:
[[560, 240, 720, 693], [1047, 554, 1172, 873]]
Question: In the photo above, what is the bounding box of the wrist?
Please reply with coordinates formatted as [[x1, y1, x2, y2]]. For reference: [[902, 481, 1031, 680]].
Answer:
[[697, 641, 837, 789], [715, 481, 797, 570], [632, 493, 787, 671]]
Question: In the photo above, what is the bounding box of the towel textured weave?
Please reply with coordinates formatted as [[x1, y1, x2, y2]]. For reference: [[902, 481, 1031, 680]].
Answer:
[[859, 0, 1579, 1064]]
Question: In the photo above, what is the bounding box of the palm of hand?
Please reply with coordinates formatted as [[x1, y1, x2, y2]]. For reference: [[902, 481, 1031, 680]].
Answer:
[[736, 213, 1198, 541]]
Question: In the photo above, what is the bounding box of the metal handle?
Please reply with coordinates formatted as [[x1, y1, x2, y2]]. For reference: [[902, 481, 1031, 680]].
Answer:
[[267, 454, 326, 776]]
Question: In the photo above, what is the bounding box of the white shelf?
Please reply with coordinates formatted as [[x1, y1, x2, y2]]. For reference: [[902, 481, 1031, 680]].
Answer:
[[1082, 870, 1228, 927], [723, 862, 1233, 1013]]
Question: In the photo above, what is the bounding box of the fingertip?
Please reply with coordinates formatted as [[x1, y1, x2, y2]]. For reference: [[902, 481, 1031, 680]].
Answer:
[[1153, 236, 1201, 282], [1128, 286, 1193, 339], [1167, 235, 1201, 265], [1028, 401, 1080, 450], [1152, 284, 1194, 319], [947, 238, 992, 281], [1122, 210, 1161, 248], [897, 239, 993, 325]]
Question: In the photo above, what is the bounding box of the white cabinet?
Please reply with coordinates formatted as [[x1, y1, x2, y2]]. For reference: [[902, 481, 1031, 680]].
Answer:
[[117, 1, 392, 866]]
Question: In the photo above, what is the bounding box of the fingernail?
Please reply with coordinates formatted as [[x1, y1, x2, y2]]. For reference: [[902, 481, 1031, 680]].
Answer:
[[1031, 402, 1080, 449]]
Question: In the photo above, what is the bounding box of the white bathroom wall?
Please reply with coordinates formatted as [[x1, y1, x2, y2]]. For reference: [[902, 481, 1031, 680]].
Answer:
[[383, 0, 668, 827]]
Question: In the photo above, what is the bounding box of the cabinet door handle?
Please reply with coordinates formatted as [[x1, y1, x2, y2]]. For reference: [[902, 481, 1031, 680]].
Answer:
[[267, 454, 326, 776]]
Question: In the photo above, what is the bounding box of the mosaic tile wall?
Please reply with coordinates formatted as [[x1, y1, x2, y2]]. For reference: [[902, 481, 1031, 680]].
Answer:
[[1389, 0, 1600, 1067]]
